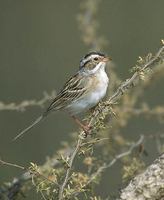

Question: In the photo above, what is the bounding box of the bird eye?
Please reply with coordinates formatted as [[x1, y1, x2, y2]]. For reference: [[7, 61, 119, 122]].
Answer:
[[94, 57, 98, 61]]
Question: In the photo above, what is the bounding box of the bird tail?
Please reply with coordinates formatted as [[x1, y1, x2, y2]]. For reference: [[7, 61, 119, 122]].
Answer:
[[13, 114, 46, 141]]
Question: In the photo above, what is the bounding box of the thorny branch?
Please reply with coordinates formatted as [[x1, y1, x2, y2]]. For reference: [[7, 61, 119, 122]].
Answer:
[[0, 135, 144, 200], [58, 137, 84, 200], [0, 158, 58, 199], [0, 91, 56, 112], [72, 135, 144, 198], [89, 44, 164, 126]]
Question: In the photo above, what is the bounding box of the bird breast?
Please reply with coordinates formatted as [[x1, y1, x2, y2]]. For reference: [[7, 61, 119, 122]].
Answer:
[[88, 68, 109, 104], [67, 68, 109, 115]]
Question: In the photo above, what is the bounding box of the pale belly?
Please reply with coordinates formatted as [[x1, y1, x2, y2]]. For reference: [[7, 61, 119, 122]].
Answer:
[[66, 70, 109, 115], [68, 88, 107, 114]]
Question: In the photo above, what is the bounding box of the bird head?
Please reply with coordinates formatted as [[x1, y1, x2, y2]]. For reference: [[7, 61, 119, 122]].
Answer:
[[79, 52, 111, 74]]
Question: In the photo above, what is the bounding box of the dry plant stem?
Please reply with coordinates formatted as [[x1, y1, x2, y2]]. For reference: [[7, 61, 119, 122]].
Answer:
[[72, 135, 144, 198], [0, 161, 59, 200], [109, 46, 164, 104], [0, 159, 61, 199], [0, 158, 58, 187], [0, 91, 56, 111], [58, 136, 84, 200], [0, 159, 25, 170], [0, 135, 144, 199], [89, 45, 164, 126]]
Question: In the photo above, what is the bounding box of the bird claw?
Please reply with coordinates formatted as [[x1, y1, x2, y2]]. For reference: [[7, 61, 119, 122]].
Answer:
[[81, 124, 91, 137]]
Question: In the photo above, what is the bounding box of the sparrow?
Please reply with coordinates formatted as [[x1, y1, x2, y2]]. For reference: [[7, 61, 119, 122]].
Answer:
[[14, 52, 111, 140]]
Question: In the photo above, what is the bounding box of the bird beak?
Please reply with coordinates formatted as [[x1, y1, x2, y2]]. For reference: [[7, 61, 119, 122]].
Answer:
[[102, 56, 112, 63]]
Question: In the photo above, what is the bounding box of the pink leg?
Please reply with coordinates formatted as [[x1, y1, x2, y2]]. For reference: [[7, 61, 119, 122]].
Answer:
[[71, 115, 91, 134]]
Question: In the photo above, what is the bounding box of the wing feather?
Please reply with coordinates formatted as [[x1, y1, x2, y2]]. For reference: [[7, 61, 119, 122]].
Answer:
[[46, 73, 87, 113]]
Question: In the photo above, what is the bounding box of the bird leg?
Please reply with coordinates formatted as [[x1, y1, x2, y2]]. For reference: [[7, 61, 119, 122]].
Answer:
[[71, 115, 91, 135]]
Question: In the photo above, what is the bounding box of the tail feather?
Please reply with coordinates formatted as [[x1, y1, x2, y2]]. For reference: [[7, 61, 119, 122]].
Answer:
[[13, 115, 45, 141]]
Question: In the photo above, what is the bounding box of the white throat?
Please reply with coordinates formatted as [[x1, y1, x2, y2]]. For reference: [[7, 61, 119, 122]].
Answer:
[[84, 62, 106, 75]]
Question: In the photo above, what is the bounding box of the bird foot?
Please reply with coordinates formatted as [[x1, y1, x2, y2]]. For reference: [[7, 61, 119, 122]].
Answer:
[[70, 115, 92, 137], [81, 124, 91, 137]]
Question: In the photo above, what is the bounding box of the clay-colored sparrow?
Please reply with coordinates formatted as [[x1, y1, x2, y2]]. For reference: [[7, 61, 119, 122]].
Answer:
[[14, 52, 111, 140]]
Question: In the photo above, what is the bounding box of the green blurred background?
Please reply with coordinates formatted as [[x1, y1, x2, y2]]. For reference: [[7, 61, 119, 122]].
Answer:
[[0, 0, 164, 199]]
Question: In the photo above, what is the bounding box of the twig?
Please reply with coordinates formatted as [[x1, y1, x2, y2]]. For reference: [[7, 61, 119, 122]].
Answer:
[[58, 135, 84, 200], [89, 44, 164, 126], [58, 138, 109, 199], [40, 190, 47, 200], [108, 45, 164, 104], [72, 135, 144, 198], [0, 158, 58, 199], [0, 159, 25, 170], [0, 158, 57, 185], [0, 91, 56, 112]]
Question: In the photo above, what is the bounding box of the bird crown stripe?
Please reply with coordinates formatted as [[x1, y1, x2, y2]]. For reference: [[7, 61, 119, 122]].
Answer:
[[84, 52, 105, 59]]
